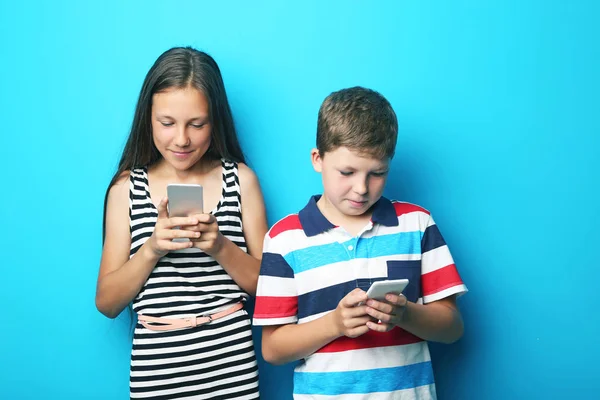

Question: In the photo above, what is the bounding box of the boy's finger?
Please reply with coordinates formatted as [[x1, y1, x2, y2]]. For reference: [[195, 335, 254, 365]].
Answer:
[[348, 325, 370, 338], [346, 288, 368, 307], [345, 305, 369, 318], [366, 306, 393, 323], [385, 293, 408, 307], [366, 321, 390, 332], [344, 288, 368, 307], [366, 299, 395, 314], [347, 315, 375, 328]]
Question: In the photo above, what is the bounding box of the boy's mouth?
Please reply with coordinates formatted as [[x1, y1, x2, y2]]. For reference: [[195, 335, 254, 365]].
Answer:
[[347, 199, 368, 208]]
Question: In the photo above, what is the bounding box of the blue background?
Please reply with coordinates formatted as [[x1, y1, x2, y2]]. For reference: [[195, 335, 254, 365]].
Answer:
[[1, 1, 598, 399]]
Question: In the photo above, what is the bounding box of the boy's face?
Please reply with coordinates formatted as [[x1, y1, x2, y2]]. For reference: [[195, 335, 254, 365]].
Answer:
[[312, 146, 390, 221]]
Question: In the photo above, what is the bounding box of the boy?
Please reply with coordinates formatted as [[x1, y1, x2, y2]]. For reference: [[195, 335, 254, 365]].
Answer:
[[254, 87, 467, 399]]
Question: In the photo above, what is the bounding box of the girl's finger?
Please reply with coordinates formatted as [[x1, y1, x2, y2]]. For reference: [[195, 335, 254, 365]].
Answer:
[[165, 217, 199, 229], [164, 240, 194, 251], [167, 229, 201, 239], [157, 197, 169, 219], [194, 213, 216, 224]]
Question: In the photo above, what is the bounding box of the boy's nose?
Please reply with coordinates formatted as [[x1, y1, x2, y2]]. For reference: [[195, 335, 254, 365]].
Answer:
[[353, 179, 368, 195]]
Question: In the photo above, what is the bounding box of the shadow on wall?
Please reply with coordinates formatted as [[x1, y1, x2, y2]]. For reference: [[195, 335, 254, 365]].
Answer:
[[385, 136, 478, 399], [247, 299, 296, 400]]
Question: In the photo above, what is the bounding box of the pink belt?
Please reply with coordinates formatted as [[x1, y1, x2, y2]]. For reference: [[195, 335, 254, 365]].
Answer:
[[137, 302, 244, 331]]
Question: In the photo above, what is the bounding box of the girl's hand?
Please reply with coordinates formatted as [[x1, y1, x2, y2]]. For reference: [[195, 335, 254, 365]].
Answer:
[[189, 213, 225, 256], [145, 197, 200, 258], [364, 293, 409, 332]]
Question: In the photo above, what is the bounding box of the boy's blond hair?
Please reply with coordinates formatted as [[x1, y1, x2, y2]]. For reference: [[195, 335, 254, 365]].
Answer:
[[317, 86, 398, 159]]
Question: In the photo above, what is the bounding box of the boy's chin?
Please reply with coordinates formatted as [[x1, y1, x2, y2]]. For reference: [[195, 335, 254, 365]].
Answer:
[[340, 203, 372, 217]]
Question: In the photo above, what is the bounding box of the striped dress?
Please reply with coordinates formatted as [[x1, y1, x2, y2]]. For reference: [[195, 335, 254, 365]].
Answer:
[[127, 159, 260, 399]]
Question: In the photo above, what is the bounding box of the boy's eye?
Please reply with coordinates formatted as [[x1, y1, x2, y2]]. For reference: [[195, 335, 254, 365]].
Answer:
[[340, 171, 353, 176], [160, 121, 174, 127], [371, 171, 388, 177]]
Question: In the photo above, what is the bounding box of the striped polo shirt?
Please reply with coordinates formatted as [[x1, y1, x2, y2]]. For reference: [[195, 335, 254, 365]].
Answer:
[[254, 195, 467, 399]]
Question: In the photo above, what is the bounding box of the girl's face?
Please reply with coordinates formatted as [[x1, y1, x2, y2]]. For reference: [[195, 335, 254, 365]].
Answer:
[[151, 86, 212, 171]]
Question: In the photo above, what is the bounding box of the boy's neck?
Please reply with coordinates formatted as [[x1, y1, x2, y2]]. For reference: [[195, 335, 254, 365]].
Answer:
[[316, 195, 373, 237]]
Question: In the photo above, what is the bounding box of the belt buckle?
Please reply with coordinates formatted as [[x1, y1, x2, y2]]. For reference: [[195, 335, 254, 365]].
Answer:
[[184, 317, 197, 328], [199, 314, 213, 326]]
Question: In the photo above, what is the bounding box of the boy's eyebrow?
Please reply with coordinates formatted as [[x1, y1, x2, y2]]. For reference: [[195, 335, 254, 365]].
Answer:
[[338, 166, 389, 172]]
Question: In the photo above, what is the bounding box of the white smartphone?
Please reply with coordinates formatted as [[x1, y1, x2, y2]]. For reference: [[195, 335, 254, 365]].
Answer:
[[366, 279, 409, 301], [167, 184, 204, 217], [167, 184, 204, 243]]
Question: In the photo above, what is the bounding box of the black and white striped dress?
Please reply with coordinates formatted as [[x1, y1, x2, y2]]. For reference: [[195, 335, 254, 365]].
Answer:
[[127, 159, 260, 399]]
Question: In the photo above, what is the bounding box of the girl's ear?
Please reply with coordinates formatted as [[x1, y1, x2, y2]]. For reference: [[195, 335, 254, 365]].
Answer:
[[311, 148, 323, 173]]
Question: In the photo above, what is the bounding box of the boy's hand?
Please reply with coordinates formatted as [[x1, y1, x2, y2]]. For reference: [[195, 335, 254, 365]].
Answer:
[[331, 288, 373, 338], [365, 293, 409, 332]]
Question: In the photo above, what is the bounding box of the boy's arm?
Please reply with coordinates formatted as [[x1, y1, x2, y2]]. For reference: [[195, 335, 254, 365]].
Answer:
[[365, 294, 463, 344], [262, 288, 371, 365], [401, 295, 463, 343], [365, 212, 467, 343]]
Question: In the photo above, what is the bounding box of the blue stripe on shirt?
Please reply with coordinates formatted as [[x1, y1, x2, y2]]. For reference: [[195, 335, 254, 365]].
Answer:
[[285, 231, 423, 275], [294, 361, 434, 395], [297, 279, 387, 320], [421, 224, 446, 253], [260, 252, 294, 278]]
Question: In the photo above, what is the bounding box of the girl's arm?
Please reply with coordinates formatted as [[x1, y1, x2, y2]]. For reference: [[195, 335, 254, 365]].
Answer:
[[95, 173, 199, 318], [207, 163, 268, 295]]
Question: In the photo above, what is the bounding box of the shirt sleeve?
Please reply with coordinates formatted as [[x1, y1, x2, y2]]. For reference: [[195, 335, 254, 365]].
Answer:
[[420, 214, 468, 303], [253, 232, 298, 326]]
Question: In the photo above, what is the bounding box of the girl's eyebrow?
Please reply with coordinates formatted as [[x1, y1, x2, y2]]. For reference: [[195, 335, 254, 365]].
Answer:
[[154, 114, 209, 121], [189, 116, 209, 122]]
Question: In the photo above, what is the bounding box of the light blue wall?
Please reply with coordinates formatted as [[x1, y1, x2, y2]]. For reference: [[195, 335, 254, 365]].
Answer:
[[1, 1, 598, 398]]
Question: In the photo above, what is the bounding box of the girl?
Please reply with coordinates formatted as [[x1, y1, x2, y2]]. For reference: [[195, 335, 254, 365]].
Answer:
[[96, 47, 266, 399]]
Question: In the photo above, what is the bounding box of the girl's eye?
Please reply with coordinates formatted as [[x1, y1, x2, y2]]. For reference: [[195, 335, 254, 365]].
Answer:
[[190, 123, 205, 129], [160, 121, 174, 127]]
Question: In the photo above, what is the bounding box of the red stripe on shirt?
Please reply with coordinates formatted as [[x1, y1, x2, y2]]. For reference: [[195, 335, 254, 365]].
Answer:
[[254, 296, 298, 319], [422, 264, 463, 296], [269, 214, 303, 238], [317, 327, 423, 353], [393, 202, 430, 217]]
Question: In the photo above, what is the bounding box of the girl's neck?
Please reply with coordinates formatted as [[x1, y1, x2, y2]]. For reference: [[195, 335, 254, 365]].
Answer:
[[150, 157, 221, 183]]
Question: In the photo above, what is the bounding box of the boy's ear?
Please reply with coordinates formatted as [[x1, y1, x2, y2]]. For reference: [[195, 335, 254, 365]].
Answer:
[[311, 148, 323, 173]]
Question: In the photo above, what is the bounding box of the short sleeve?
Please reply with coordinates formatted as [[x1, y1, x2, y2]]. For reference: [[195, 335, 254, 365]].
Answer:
[[253, 233, 299, 325], [420, 215, 468, 303]]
